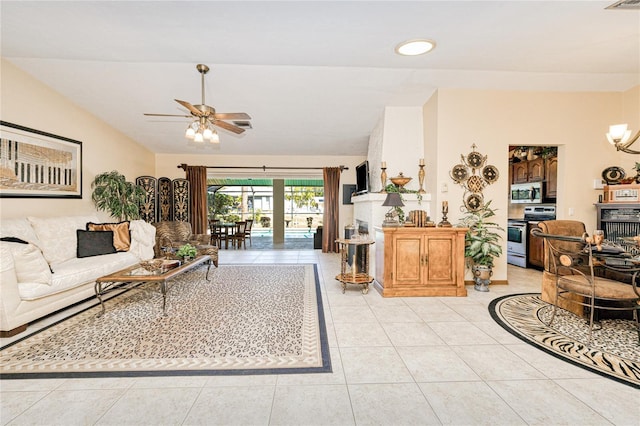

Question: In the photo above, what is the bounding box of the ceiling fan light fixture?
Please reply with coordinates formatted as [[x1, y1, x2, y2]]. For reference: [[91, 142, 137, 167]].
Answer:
[[210, 129, 220, 144], [203, 127, 213, 140], [194, 132, 204, 143], [395, 39, 436, 56]]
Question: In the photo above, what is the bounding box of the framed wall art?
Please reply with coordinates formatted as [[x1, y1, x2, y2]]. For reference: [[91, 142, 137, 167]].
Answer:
[[0, 121, 82, 198]]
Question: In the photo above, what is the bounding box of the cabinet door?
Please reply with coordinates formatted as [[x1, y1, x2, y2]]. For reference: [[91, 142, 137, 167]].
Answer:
[[545, 156, 558, 198], [512, 162, 528, 184], [527, 225, 544, 268], [424, 234, 457, 286], [392, 235, 422, 285], [528, 158, 545, 181]]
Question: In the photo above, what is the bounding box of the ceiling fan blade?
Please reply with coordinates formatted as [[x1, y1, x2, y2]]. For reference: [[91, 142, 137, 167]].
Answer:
[[213, 112, 252, 120], [175, 99, 203, 116], [213, 119, 245, 134], [144, 113, 192, 118]]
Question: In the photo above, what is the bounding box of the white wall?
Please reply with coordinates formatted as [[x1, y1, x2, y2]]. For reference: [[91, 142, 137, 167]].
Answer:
[[425, 86, 640, 281], [0, 59, 154, 220]]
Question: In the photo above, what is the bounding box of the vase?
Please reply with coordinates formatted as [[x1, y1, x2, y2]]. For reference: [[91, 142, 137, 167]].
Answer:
[[472, 264, 493, 292]]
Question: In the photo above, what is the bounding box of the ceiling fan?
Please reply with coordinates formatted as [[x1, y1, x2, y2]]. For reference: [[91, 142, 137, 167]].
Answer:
[[144, 64, 251, 142]]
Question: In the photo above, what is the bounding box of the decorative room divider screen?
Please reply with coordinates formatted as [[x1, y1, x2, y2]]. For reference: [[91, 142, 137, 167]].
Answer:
[[135, 176, 191, 223]]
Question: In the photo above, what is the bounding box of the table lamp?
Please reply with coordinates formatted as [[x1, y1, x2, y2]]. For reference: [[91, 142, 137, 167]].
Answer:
[[382, 192, 404, 227]]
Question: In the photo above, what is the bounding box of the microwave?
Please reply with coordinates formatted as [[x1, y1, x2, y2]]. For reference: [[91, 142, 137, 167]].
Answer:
[[510, 182, 542, 204]]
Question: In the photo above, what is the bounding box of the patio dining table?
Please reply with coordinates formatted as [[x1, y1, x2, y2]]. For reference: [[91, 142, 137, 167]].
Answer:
[[217, 222, 237, 249]]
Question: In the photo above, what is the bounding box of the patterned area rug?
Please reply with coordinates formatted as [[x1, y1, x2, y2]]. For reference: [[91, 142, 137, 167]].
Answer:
[[1, 264, 331, 379], [489, 293, 639, 389]]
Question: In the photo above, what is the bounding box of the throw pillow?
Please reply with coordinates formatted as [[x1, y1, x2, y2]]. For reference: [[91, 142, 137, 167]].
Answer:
[[1, 241, 52, 285], [76, 230, 117, 258], [86, 221, 131, 251]]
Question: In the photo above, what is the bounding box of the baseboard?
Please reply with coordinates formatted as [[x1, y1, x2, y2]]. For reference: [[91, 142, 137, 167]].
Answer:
[[465, 279, 508, 286]]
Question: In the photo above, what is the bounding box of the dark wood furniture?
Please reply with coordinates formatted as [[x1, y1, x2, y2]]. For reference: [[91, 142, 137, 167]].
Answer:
[[374, 226, 467, 297]]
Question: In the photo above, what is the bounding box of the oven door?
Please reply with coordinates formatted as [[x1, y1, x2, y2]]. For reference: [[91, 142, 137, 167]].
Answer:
[[507, 221, 527, 267]]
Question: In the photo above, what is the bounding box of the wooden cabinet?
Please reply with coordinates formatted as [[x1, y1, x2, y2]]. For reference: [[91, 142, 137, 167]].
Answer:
[[512, 158, 544, 184], [545, 156, 558, 198], [527, 223, 544, 269], [528, 158, 545, 181], [374, 227, 467, 297]]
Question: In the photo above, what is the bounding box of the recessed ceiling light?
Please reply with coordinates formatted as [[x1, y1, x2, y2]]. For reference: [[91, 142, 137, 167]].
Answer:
[[395, 39, 436, 56]]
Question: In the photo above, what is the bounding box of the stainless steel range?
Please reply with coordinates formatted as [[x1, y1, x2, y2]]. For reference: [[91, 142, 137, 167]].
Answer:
[[507, 205, 556, 268]]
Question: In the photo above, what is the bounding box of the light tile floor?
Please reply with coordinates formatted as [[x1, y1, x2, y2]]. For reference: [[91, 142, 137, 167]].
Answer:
[[1, 250, 639, 425]]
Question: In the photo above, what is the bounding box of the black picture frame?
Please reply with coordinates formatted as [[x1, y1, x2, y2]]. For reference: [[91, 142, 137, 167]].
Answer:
[[343, 184, 356, 205], [0, 121, 82, 198]]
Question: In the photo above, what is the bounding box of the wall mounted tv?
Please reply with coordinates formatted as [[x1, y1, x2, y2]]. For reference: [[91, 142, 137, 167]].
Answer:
[[355, 161, 370, 195]]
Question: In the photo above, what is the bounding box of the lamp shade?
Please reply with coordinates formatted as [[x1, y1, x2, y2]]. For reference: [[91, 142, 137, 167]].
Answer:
[[382, 192, 404, 207]]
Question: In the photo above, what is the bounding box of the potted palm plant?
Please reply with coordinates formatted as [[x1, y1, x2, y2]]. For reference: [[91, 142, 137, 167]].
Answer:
[[458, 200, 504, 291], [91, 171, 145, 221]]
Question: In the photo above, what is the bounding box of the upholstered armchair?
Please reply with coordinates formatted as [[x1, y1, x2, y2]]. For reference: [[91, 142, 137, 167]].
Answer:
[[538, 220, 587, 316], [152, 221, 218, 267]]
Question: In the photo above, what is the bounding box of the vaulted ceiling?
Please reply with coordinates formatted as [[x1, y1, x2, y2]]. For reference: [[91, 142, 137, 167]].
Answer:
[[2, 1, 638, 156]]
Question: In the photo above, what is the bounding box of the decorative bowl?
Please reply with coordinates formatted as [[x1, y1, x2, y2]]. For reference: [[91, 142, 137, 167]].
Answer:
[[390, 173, 412, 189], [139, 259, 164, 272]]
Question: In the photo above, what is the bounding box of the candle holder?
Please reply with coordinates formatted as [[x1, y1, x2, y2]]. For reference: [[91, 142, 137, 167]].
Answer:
[[380, 167, 387, 193], [418, 164, 426, 194], [437, 202, 452, 228]]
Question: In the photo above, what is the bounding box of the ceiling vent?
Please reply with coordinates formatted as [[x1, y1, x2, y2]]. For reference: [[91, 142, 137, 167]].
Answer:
[[606, 0, 640, 9], [233, 121, 253, 129]]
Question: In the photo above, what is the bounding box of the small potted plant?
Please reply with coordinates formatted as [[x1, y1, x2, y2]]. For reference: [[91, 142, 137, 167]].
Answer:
[[458, 201, 504, 292], [176, 243, 197, 262]]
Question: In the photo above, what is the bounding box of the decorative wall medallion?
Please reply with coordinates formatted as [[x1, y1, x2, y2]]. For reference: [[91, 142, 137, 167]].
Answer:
[[449, 144, 499, 211], [481, 165, 499, 183], [451, 165, 469, 183]]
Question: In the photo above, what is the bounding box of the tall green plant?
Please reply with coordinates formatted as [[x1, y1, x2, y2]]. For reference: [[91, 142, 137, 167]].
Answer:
[[91, 171, 145, 221], [458, 201, 504, 267]]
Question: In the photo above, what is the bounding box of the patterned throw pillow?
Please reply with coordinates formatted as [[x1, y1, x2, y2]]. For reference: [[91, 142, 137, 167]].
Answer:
[[76, 230, 116, 258], [86, 221, 131, 251]]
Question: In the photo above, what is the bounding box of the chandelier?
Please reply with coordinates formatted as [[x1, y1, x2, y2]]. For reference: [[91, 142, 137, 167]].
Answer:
[[606, 124, 640, 154]]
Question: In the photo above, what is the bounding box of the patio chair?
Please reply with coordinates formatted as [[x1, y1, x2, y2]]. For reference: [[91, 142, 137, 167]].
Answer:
[[244, 219, 253, 246], [231, 221, 248, 249]]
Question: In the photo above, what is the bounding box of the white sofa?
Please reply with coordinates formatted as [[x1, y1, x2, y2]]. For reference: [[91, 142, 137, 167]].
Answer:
[[0, 215, 156, 336]]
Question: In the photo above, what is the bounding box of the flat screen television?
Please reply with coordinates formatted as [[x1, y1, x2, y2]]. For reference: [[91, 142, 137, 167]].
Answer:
[[355, 161, 370, 195]]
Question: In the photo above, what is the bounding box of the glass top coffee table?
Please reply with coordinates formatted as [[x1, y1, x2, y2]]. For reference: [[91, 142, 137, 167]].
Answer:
[[95, 255, 211, 316]]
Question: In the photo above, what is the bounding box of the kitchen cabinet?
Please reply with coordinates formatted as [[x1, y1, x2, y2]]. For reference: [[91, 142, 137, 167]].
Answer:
[[528, 158, 545, 181], [512, 158, 544, 184], [527, 223, 544, 269], [374, 227, 467, 297], [545, 156, 558, 198]]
